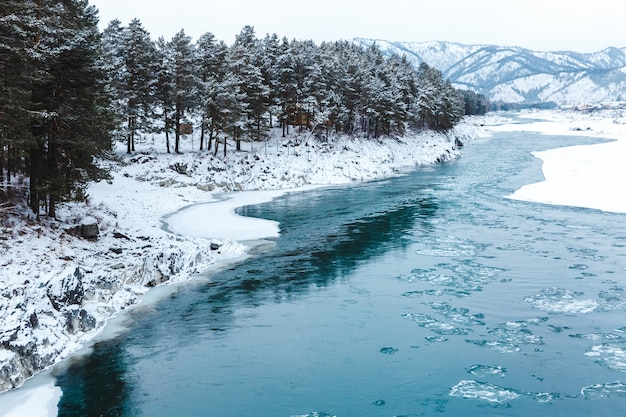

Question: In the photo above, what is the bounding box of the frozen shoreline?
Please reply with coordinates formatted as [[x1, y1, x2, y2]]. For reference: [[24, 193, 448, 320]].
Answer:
[[498, 111, 626, 213]]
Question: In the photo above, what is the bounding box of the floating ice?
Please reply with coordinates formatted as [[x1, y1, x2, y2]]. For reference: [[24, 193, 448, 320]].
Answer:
[[449, 380, 558, 405], [467, 320, 544, 353], [400, 260, 503, 292], [489, 324, 544, 346], [425, 302, 485, 326], [525, 288, 599, 314], [425, 336, 448, 343], [415, 235, 490, 258], [585, 343, 626, 372], [398, 270, 457, 286], [379, 347, 398, 355], [449, 380, 522, 404], [292, 413, 336, 417], [581, 381, 626, 399], [598, 287, 626, 311], [401, 289, 471, 298], [401, 312, 471, 335], [466, 339, 521, 354], [467, 364, 507, 378]]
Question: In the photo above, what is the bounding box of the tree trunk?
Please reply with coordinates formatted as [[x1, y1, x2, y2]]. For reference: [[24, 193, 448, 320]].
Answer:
[[199, 117, 205, 151], [127, 116, 132, 154], [0, 150, 5, 202], [164, 114, 170, 153], [28, 148, 41, 217], [49, 195, 56, 218], [175, 110, 181, 154], [208, 125, 214, 151]]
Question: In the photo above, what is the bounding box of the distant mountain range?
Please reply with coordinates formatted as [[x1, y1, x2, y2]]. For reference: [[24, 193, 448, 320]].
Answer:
[[354, 38, 626, 107]]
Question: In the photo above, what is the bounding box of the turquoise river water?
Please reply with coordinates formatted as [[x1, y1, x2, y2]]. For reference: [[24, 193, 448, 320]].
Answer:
[[54, 125, 626, 416]]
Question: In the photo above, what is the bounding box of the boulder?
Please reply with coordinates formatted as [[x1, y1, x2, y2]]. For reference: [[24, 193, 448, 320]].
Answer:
[[47, 267, 85, 311], [80, 216, 99, 239]]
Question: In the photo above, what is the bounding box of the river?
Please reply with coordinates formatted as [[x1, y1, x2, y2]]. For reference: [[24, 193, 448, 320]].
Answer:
[[54, 127, 626, 416]]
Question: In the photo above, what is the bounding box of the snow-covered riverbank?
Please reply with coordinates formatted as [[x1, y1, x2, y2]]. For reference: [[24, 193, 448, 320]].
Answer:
[[498, 110, 626, 213], [0, 119, 487, 415]]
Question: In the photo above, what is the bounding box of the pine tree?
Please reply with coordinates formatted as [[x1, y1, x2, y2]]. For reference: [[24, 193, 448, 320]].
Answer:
[[196, 32, 227, 151], [120, 19, 157, 153], [154, 36, 174, 153], [214, 72, 247, 156], [168, 29, 197, 154], [228, 26, 270, 150], [0, 1, 37, 199], [29, 0, 114, 217], [275, 38, 298, 137]]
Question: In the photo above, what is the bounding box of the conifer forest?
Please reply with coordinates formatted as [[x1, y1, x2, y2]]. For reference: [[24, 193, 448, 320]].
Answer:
[[0, 1, 487, 217]]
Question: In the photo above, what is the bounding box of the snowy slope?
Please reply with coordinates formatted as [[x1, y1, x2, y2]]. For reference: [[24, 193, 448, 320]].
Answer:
[[354, 39, 626, 105]]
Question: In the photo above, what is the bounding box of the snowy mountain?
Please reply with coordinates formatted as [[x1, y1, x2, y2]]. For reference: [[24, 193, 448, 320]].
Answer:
[[354, 38, 626, 106]]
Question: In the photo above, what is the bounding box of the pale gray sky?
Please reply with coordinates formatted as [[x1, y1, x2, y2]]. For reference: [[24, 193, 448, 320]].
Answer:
[[90, 0, 625, 52]]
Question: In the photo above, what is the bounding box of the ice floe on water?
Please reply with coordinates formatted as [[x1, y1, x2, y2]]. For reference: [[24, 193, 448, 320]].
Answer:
[[424, 302, 486, 326], [467, 319, 546, 353], [401, 301, 484, 337], [585, 342, 626, 372], [379, 347, 399, 355], [581, 381, 626, 399], [449, 380, 558, 405], [597, 287, 626, 311], [401, 289, 471, 298], [425, 336, 448, 343], [401, 312, 471, 336], [525, 288, 599, 314], [467, 364, 507, 378], [398, 260, 504, 292], [414, 235, 491, 258], [526, 286, 626, 314]]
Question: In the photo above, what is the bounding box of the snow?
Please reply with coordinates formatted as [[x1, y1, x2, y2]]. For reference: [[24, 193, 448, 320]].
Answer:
[[2, 108, 626, 416], [496, 109, 626, 213], [0, 374, 60, 417]]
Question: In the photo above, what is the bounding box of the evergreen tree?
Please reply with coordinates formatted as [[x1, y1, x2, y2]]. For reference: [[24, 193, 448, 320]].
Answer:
[[214, 72, 247, 156], [228, 26, 270, 149], [29, 0, 114, 217], [119, 19, 157, 153], [100, 19, 126, 143], [168, 29, 197, 153], [153, 36, 175, 153], [275, 37, 298, 137], [0, 1, 37, 199], [195, 32, 226, 151]]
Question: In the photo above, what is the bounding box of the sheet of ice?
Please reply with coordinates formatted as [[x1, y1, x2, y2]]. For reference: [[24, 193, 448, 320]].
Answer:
[[164, 191, 280, 240], [164, 187, 318, 241], [0, 376, 60, 417], [495, 111, 626, 214]]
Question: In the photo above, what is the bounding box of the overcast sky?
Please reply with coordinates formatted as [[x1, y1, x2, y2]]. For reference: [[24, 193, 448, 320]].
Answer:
[[89, 0, 624, 52]]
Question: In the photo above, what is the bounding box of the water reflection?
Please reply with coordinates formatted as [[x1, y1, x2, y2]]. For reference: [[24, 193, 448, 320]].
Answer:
[[56, 180, 440, 417], [56, 340, 134, 417]]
